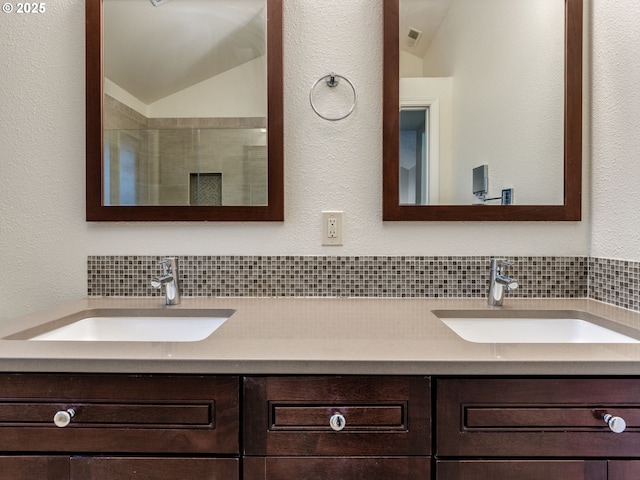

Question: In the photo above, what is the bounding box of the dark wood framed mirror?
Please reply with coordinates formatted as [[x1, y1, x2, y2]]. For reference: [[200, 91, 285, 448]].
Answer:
[[86, 0, 283, 221], [383, 0, 582, 221]]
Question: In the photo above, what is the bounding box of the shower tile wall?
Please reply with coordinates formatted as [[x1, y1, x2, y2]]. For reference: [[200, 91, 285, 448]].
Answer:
[[104, 95, 157, 205], [104, 95, 267, 206]]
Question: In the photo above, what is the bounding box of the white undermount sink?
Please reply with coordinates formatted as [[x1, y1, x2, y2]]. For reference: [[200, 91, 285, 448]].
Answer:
[[434, 310, 640, 344], [8, 309, 235, 342]]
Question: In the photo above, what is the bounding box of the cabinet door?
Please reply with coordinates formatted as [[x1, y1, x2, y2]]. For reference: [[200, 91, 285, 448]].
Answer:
[[70, 457, 239, 480], [244, 457, 430, 480], [0, 456, 68, 480], [437, 460, 606, 480], [609, 461, 640, 480]]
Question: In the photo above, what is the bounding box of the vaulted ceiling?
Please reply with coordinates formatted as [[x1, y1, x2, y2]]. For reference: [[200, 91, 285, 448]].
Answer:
[[104, 0, 266, 104], [400, 0, 453, 58]]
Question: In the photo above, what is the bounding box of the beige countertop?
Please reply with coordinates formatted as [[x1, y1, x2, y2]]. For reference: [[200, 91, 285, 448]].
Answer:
[[3, 297, 640, 375]]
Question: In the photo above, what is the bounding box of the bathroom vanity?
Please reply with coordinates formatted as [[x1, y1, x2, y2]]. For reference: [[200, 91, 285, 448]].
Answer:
[[2, 297, 640, 479], [4, 373, 640, 479]]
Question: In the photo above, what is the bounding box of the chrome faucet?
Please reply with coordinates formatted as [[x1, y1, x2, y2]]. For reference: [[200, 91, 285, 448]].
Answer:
[[487, 258, 518, 306], [151, 257, 181, 305]]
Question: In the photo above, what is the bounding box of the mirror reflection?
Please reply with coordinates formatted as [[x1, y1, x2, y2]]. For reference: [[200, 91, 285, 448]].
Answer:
[[399, 0, 565, 206], [103, 0, 267, 207]]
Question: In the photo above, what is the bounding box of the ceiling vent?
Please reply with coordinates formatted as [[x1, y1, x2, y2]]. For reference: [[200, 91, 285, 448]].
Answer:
[[406, 27, 423, 49]]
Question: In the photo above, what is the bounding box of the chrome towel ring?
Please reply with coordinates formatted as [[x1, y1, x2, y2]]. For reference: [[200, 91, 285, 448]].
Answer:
[[309, 73, 357, 121]]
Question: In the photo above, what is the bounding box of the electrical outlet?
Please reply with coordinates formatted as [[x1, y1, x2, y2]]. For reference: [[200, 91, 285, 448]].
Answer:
[[322, 211, 343, 246], [501, 188, 514, 205], [328, 218, 338, 238]]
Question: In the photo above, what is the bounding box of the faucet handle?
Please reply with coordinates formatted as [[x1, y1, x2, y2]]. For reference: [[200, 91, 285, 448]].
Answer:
[[158, 257, 178, 273], [157, 259, 170, 273], [491, 259, 516, 276], [491, 258, 512, 268]]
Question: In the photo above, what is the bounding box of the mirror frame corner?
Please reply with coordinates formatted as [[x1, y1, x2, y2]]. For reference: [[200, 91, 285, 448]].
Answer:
[[382, 0, 582, 222], [85, 0, 284, 222]]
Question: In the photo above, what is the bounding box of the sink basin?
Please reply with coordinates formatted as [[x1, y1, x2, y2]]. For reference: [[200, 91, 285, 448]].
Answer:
[[433, 310, 640, 344], [9, 309, 235, 342]]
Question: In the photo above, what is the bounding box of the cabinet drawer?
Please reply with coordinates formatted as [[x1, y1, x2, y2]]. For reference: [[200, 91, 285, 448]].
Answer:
[[608, 460, 640, 479], [0, 456, 68, 480], [437, 460, 606, 480], [437, 378, 640, 457], [244, 456, 430, 480], [244, 376, 430, 456], [71, 457, 238, 480], [0, 374, 239, 454]]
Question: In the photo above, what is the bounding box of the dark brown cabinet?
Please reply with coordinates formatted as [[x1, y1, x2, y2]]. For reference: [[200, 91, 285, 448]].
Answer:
[[0, 374, 240, 480], [243, 376, 431, 480], [10, 373, 640, 479]]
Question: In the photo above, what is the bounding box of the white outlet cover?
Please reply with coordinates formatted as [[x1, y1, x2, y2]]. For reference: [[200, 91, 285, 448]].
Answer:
[[322, 211, 343, 246]]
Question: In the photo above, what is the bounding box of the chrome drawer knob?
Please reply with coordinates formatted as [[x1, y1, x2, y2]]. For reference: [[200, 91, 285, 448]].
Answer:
[[329, 413, 346, 431], [53, 408, 75, 428], [604, 413, 626, 433]]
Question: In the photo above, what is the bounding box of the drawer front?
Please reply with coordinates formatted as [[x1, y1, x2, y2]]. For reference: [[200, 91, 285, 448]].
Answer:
[[608, 460, 640, 479], [71, 457, 239, 480], [271, 404, 406, 431], [243, 456, 430, 480], [0, 374, 239, 454], [0, 402, 211, 425], [244, 376, 430, 456], [0, 456, 69, 480], [437, 460, 606, 480], [437, 378, 640, 457]]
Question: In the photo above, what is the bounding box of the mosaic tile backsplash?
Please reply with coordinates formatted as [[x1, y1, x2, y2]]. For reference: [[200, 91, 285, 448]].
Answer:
[[88, 256, 589, 300], [590, 257, 640, 312]]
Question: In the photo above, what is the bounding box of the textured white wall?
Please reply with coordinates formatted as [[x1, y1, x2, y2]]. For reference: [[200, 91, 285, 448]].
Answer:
[[1, 0, 87, 319], [1, 0, 592, 321], [590, 0, 640, 261]]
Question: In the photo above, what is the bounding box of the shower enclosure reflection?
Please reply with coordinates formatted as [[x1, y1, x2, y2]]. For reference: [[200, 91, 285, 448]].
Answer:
[[103, 0, 267, 207], [103, 120, 267, 206]]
